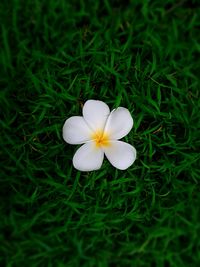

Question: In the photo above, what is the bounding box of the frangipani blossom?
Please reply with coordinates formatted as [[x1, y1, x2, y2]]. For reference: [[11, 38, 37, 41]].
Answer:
[[63, 100, 136, 171]]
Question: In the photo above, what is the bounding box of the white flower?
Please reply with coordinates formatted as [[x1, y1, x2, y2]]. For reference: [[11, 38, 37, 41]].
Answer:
[[63, 100, 136, 171]]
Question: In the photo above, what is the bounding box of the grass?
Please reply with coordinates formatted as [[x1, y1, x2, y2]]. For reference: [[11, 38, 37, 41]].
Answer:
[[1, 0, 200, 266]]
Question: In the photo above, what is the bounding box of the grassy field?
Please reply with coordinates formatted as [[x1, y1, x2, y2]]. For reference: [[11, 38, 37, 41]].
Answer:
[[1, 0, 200, 266]]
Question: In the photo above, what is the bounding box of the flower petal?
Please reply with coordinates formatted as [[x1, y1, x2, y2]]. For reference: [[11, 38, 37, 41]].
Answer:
[[83, 100, 110, 131], [104, 107, 133, 140], [63, 116, 92, 144], [73, 142, 104, 171], [103, 141, 136, 170]]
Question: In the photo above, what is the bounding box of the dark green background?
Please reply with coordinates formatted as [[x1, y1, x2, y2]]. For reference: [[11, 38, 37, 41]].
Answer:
[[1, 0, 200, 266]]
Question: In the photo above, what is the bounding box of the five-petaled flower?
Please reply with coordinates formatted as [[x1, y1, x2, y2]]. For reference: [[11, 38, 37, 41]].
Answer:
[[63, 100, 136, 171]]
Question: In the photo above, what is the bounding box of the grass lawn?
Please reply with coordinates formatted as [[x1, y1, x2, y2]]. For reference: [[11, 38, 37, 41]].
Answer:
[[1, 0, 200, 266]]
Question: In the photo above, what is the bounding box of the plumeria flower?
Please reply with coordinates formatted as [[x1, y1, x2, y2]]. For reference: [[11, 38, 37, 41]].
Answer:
[[63, 100, 136, 171]]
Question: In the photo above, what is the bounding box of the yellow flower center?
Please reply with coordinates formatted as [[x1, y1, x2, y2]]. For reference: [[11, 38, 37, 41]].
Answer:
[[92, 130, 110, 148]]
